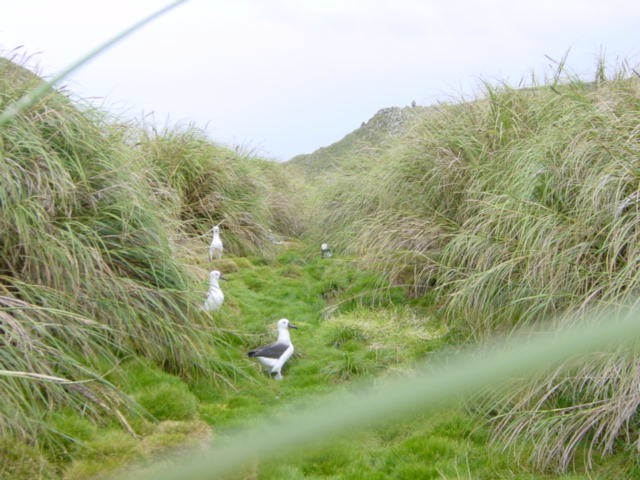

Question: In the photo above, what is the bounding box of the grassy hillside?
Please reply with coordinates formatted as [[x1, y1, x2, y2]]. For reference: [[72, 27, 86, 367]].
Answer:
[[288, 105, 429, 177], [294, 66, 640, 471], [3, 51, 640, 479], [0, 57, 302, 476]]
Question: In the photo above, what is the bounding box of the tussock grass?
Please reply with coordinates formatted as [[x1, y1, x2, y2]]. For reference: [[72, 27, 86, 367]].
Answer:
[[137, 125, 303, 257], [0, 55, 302, 463], [0, 436, 55, 479], [0, 62, 212, 368], [0, 58, 204, 447], [298, 62, 640, 470]]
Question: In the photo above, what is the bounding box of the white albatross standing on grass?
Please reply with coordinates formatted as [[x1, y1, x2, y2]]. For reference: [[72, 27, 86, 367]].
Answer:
[[248, 318, 297, 380], [209, 225, 224, 261], [202, 270, 225, 311]]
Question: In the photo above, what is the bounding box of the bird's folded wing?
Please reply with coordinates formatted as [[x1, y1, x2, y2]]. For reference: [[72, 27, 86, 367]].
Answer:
[[248, 342, 289, 359]]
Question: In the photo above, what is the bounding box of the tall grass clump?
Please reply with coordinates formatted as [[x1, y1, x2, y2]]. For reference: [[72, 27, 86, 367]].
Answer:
[[137, 125, 304, 257], [310, 66, 640, 329], [301, 61, 640, 470], [288, 105, 430, 248], [0, 57, 230, 448]]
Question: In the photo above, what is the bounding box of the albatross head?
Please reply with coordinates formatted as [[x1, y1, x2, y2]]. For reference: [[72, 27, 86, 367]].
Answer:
[[209, 270, 225, 285], [277, 318, 297, 330]]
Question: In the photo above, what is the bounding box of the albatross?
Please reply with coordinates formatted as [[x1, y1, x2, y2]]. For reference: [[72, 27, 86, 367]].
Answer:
[[248, 318, 297, 380], [202, 270, 225, 311], [209, 225, 224, 261]]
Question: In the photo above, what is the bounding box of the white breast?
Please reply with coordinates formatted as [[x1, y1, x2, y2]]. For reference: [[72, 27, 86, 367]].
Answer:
[[203, 287, 224, 311], [209, 238, 223, 259]]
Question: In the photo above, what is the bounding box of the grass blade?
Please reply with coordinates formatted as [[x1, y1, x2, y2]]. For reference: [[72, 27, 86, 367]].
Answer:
[[121, 309, 640, 480], [0, 0, 189, 127]]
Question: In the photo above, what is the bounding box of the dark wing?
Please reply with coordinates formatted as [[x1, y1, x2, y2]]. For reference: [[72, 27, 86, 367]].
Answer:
[[248, 342, 288, 359]]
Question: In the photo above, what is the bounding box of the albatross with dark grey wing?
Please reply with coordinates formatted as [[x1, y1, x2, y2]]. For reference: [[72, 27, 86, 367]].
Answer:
[[248, 318, 297, 380]]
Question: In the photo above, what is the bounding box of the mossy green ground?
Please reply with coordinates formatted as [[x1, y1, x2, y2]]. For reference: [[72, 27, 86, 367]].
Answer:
[[30, 242, 632, 480]]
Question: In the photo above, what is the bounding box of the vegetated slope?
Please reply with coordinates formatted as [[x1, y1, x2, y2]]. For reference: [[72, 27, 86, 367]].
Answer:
[[288, 105, 429, 178], [0, 56, 301, 473], [286, 105, 433, 243], [137, 125, 305, 256], [4, 48, 640, 477], [292, 68, 640, 471]]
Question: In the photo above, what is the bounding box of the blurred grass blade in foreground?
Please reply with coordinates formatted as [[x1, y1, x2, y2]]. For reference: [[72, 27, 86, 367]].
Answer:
[[123, 309, 640, 480], [0, 0, 189, 127]]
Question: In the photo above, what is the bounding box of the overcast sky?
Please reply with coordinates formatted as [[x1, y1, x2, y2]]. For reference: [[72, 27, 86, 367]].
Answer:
[[2, 1, 639, 161]]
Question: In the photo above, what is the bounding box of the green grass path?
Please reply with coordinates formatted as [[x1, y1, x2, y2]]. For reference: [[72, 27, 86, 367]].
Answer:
[[62, 243, 629, 479]]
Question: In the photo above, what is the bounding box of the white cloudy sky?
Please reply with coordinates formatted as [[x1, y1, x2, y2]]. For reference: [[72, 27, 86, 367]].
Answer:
[[1, 1, 639, 160]]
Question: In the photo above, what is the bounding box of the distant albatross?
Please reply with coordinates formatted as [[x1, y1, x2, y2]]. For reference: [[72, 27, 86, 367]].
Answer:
[[248, 318, 297, 380], [209, 225, 223, 261], [320, 243, 332, 258]]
